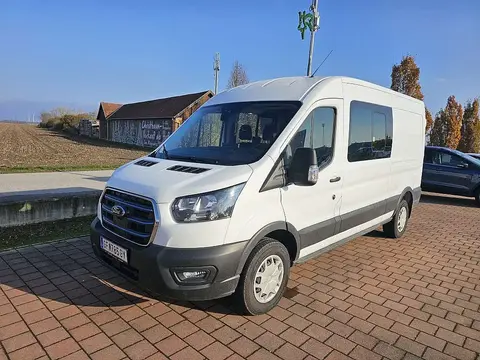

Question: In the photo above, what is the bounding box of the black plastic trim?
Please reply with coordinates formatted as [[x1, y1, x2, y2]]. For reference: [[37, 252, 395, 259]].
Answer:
[[299, 218, 336, 249], [298, 193, 404, 250], [234, 221, 301, 275], [259, 157, 286, 192], [413, 187, 422, 205], [296, 216, 393, 264], [339, 197, 391, 233], [91, 218, 245, 301]]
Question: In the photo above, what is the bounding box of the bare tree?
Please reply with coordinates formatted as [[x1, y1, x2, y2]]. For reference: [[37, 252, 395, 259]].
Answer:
[[227, 61, 249, 89]]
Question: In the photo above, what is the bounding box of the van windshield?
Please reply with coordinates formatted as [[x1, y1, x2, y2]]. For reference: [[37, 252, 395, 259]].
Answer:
[[152, 101, 302, 165]]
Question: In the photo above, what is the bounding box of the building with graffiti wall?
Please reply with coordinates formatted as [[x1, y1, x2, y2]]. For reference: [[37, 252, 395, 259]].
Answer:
[[96, 90, 213, 148]]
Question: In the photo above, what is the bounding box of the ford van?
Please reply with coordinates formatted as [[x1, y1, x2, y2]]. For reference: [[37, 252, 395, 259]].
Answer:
[[90, 76, 426, 315]]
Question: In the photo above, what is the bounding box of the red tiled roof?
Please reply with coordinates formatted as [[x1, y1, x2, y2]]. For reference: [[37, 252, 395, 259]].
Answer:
[[107, 91, 213, 120], [100, 102, 122, 117]]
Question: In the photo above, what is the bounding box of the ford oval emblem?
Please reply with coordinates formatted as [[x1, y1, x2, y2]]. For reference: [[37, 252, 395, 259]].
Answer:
[[111, 205, 126, 217]]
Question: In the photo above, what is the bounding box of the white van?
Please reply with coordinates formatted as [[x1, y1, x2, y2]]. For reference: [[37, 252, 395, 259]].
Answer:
[[91, 76, 426, 315]]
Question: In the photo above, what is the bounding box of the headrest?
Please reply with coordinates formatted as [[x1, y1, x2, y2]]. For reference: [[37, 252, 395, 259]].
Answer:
[[262, 124, 275, 142], [239, 124, 252, 140]]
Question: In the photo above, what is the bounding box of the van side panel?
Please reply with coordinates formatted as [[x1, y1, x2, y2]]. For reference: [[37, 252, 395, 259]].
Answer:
[[390, 105, 425, 201], [339, 83, 395, 217]]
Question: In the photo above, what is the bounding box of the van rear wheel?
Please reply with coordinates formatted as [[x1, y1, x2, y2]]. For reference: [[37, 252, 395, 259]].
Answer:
[[383, 199, 410, 239], [235, 238, 290, 315]]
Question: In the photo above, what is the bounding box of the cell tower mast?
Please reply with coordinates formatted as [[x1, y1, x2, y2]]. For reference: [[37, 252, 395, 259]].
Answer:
[[307, 0, 320, 76], [213, 53, 220, 95]]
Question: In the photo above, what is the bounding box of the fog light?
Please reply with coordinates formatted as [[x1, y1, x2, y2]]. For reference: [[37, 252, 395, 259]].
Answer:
[[177, 270, 208, 281], [172, 266, 216, 285]]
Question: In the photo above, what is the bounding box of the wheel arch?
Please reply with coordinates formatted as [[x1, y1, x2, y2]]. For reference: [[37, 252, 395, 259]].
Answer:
[[396, 187, 415, 217], [235, 222, 300, 276]]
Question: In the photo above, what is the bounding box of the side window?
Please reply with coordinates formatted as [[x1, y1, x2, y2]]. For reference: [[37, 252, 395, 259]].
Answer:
[[440, 153, 465, 167], [312, 107, 335, 168], [348, 101, 393, 162], [284, 113, 312, 169], [284, 107, 336, 169], [431, 150, 442, 164]]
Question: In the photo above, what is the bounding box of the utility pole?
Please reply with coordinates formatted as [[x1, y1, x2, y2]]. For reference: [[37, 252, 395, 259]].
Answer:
[[213, 53, 220, 95], [306, 0, 320, 76]]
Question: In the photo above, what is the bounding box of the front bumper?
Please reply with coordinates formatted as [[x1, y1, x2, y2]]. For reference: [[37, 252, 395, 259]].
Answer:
[[90, 218, 246, 301]]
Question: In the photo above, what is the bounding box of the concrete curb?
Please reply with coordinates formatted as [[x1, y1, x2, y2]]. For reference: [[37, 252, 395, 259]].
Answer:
[[0, 190, 101, 227]]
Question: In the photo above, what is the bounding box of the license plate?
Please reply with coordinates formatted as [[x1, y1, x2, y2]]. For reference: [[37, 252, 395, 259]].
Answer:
[[100, 237, 128, 263]]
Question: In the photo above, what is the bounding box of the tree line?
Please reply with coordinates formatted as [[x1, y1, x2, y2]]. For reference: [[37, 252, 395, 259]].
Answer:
[[38, 107, 96, 133], [391, 55, 480, 153]]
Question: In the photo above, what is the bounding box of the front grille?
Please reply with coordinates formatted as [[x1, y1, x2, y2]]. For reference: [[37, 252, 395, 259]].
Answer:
[[101, 189, 156, 246]]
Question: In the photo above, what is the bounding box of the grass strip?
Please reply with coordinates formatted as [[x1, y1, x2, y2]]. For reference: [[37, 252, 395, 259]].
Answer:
[[0, 215, 94, 250]]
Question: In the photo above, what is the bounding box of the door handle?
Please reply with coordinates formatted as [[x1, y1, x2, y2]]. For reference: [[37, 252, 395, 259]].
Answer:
[[330, 176, 341, 183]]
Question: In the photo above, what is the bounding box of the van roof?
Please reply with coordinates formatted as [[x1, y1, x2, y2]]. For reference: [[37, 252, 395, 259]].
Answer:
[[207, 76, 425, 106]]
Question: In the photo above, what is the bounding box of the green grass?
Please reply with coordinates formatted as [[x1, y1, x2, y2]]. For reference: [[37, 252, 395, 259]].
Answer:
[[0, 215, 94, 250], [0, 164, 120, 174]]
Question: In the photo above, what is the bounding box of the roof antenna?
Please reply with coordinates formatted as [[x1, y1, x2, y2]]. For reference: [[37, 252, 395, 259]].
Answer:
[[311, 49, 333, 77]]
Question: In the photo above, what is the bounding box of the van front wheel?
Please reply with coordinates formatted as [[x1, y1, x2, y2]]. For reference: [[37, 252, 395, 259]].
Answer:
[[235, 239, 290, 315], [383, 199, 410, 239]]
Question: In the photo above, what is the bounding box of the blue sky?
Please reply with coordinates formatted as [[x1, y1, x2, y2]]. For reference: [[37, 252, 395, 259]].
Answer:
[[1, 0, 479, 119]]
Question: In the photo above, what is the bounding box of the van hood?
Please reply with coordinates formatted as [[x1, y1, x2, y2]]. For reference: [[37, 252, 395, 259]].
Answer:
[[105, 157, 253, 204]]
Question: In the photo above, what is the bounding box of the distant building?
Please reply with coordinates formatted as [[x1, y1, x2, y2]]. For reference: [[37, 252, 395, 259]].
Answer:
[[96, 102, 122, 139], [96, 91, 213, 148], [79, 119, 100, 138]]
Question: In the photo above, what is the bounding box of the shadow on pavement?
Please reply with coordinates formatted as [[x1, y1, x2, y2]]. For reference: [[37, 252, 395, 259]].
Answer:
[[420, 193, 478, 208], [0, 239, 234, 316]]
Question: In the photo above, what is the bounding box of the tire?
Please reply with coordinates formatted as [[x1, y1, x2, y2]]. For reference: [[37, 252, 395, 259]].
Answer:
[[383, 199, 410, 239], [235, 238, 290, 315], [475, 188, 480, 207]]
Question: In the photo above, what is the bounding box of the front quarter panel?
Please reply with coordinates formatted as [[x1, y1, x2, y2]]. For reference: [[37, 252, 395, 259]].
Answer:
[[224, 156, 286, 245]]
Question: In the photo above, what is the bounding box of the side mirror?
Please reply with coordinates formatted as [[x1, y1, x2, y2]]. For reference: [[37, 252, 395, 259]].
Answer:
[[288, 147, 319, 186]]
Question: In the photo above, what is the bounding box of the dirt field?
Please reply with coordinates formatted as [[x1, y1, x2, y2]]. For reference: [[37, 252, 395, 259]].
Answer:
[[0, 123, 149, 173]]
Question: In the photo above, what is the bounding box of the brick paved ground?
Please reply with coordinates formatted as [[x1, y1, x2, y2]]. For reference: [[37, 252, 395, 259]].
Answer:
[[1, 193, 479, 360]]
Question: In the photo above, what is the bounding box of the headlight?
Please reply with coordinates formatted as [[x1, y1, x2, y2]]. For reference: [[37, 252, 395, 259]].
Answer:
[[172, 183, 245, 222]]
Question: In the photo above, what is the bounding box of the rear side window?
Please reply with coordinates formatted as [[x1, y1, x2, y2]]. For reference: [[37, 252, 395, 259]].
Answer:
[[348, 100, 393, 162]]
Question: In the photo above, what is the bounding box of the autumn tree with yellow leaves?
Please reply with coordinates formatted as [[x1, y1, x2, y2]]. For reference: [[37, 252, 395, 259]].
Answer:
[[430, 96, 464, 149], [458, 99, 480, 153], [390, 55, 433, 133]]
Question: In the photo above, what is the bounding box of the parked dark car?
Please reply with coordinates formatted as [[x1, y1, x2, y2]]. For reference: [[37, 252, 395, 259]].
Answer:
[[422, 146, 480, 205], [467, 153, 480, 160]]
